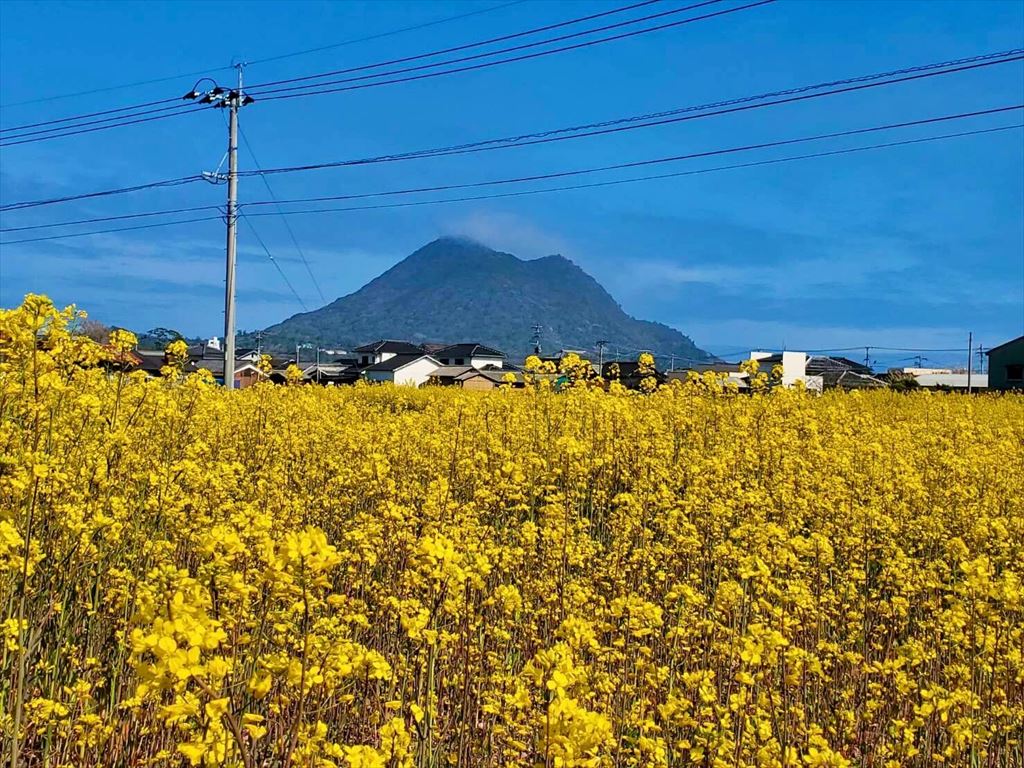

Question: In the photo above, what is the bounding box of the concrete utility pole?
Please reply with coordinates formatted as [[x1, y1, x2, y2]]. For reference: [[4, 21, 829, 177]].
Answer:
[[223, 71, 241, 390], [596, 339, 608, 370], [183, 67, 254, 389]]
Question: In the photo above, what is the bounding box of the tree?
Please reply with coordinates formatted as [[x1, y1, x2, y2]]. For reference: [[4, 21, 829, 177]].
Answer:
[[888, 372, 920, 392], [78, 318, 111, 343], [146, 327, 184, 346]]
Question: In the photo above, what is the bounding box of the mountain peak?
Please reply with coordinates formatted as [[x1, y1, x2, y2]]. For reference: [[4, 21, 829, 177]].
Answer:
[[258, 239, 708, 360]]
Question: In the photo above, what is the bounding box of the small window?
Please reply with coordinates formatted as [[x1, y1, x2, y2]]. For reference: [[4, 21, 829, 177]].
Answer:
[[1007, 364, 1024, 381], [361, 355, 369, 366], [455, 358, 465, 365]]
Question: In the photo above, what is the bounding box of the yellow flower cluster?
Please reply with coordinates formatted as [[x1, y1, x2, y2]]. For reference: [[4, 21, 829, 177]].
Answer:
[[2, 295, 1023, 768]]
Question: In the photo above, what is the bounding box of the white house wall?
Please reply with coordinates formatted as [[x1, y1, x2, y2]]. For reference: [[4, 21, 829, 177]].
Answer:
[[470, 356, 503, 370], [395, 357, 441, 387]]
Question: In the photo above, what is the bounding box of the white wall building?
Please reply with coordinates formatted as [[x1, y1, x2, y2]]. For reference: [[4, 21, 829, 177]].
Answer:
[[363, 354, 441, 387], [353, 340, 424, 367], [750, 350, 815, 388], [435, 343, 506, 370]]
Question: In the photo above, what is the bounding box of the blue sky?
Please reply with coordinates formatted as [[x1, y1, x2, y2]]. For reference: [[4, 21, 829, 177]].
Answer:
[[1, 0, 1022, 366]]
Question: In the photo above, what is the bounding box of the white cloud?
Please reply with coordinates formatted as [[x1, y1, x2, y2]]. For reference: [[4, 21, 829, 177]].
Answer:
[[440, 210, 573, 259]]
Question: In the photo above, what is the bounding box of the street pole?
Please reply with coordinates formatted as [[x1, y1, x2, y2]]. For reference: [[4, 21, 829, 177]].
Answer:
[[222, 67, 242, 390], [185, 69, 253, 388], [967, 332, 973, 394]]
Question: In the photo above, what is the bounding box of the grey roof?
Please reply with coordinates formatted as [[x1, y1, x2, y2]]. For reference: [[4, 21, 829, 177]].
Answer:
[[666, 370, 750, 389], [986, 335, 1024, 355], [431, 365, 476, 378], [352, 340, 423, 354], [806, 356, 872, 375], [363, 353, 438, 372], [679, 361, 744, 373], [185, 359, 262, 376], [830, 370, 887, 389], [471, 369, 520, 383], [435, 343, 506, 359]]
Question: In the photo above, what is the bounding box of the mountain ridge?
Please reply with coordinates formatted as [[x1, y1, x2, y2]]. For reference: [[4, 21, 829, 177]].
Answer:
[[253, 237, 710, 361]]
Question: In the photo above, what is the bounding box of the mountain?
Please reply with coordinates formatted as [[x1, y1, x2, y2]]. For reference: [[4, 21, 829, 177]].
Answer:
[[254, 237, 710, 362]]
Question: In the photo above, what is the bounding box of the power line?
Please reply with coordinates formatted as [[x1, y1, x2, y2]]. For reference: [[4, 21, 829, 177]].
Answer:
[[237, 119, 1023, 216], [256, 0, 777, 102], [248, 0, 529, 66], [0, 0, 669, 141], [247, 0, 706, 95], [0, 214, 221, 244], [0, 97, 187, 135], [0, 175, 205, 213], [0, 0, 526, 110], [12, 48, 1011, 211], [0, 1, 765, 148], [248, 0, 660, 88], [240, 215, 309, 311], [238, 125, 328, 304], [0, 1, 533, 136], [240, 105, 1023, 205], [240, 52, 1024, 177], [4, 118, 1016, 246], [0, 107, 206, 148], [0, 204, 221, 233]]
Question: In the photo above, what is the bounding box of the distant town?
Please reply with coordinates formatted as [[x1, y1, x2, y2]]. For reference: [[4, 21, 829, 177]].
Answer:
[[114, 332, 1024, 393]]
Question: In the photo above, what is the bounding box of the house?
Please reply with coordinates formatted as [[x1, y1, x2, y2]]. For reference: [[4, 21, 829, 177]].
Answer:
[[133, 349, 168, 376], [805, 356, 885, 390], [914, 372, 988, 391], [749, 351, 819, 389], [665, 362, 750, 391], [430, 366, 524, 390], [301, 362, 362, 386], [601, 360, 666, 390], [829, 370, 887, 390], [362, 353, 441, 387], [352, 340, 424, 367], [985, 335, 1024, 391], [185, 357, 265, 389], [435, 343, 506, 369], [428, 365, 476, 386]]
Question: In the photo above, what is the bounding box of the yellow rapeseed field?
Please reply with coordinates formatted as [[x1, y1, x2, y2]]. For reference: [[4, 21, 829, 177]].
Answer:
[[2, 295, 1022, 768]]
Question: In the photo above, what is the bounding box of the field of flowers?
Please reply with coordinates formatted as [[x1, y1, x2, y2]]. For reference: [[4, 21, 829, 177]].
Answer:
[[2, 296, 1023, 768]]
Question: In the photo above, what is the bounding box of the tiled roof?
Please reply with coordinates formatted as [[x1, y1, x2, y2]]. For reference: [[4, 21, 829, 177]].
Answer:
[[352, 340, 423, 354], [436, 343, 505, 359], [363, 353, 437, 372]]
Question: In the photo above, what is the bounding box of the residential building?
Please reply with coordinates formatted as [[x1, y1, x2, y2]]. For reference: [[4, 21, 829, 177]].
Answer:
[[301, 362, 362, 386], [134, 349, 168, 376], [805, 355, 886, 390], [362, 354, 441, 387], [352, 340, 424, 367], [435, 343, 506, 369], [185, 358, 264, 389], [601, 360, 666, 389], [750, 351, 819, 389], [985, 335, 1024, 391], [665, 362, 750, 391], [430, 365, 523, 390], [913, 372, 988, 391], [429, 365, 476, 386]]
